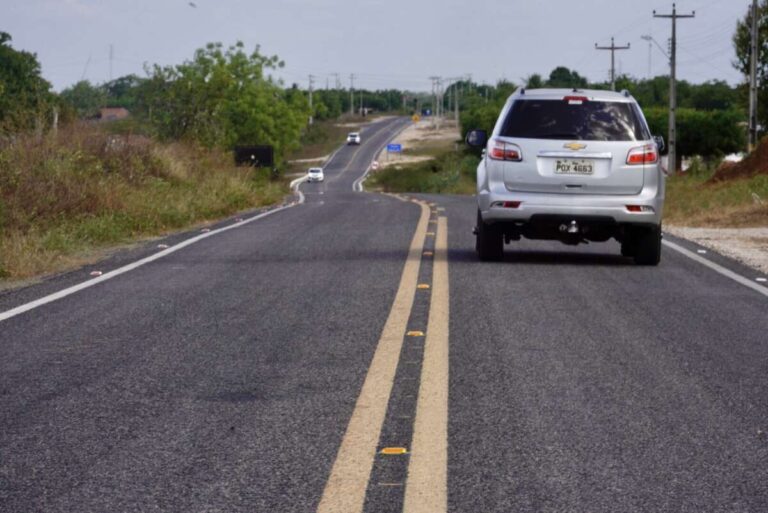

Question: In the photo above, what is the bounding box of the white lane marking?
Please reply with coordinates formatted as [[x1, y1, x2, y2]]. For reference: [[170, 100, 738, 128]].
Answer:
[[662, 240, 768, 298], [353, 120, 411, 192], [290, 175, 308, 203], [757, 278, 767, 283], [0, 181, 307, 324]]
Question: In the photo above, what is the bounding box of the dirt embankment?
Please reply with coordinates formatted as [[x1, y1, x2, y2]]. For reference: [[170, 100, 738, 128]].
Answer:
[[709, 137, 768, 183]]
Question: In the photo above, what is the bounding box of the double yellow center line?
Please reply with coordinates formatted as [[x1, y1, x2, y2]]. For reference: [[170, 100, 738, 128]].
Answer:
[[317, 199, 449, 513]]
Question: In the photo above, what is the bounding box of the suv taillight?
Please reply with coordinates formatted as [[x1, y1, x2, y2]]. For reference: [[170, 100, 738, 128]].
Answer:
[[626, 144, 658, 165], [488, 139, 522, 161]]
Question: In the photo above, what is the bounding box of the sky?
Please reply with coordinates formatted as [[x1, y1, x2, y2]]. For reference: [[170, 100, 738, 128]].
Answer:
[[2, 0, 747, 93]]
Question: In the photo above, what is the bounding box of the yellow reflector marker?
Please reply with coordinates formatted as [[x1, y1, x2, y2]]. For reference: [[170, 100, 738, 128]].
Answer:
[[381, 447, 408, 455], [417, 284, 430, 289], [406, 331, 425, 337], [423, 251, 434, 256], [426, 232, 435, 236]]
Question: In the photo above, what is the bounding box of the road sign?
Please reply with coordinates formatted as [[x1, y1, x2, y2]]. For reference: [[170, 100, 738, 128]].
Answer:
[[412, 114, 421, 123], [387, 144, 402, 153]]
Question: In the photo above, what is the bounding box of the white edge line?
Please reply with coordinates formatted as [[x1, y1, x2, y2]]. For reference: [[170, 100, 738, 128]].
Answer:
[[0, 179, 308, 324], [353, 119, 411, 192], [662, 239, 768, 298]]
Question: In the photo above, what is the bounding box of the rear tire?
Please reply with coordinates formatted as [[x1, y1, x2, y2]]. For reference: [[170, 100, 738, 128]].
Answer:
[[633, 225, 662, 266], [476, 210, 503, 261], [620, 236, 636, 258]]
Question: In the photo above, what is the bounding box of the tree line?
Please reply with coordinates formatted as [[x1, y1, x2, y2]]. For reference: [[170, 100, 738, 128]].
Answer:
[[1, 33, 413, 167], [459, 69, 745, 166]]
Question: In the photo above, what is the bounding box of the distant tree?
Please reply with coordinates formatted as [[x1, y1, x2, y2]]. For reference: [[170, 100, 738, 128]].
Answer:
[[0, 31, 53, 134], [60, 80, 106, 118], [102, 74, 144, 110], [644, 107, 745, 164], [524, 74, 544, 89], [546, 66, 588, 88], [734, 0, 768, 129], [140, 42, 308, 161]]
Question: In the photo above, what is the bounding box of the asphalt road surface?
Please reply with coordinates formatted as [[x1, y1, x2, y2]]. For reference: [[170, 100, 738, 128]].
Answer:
[[1, 116, 766, 512]]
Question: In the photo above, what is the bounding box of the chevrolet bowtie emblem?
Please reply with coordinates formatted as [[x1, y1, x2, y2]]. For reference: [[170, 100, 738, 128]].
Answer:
[[564, 142, 587, 150]]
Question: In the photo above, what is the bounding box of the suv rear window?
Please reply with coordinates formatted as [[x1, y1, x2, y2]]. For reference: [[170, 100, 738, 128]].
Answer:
[[500, 99, 650, 141]]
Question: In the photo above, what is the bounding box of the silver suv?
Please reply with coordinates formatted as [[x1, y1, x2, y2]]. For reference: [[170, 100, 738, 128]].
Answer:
[[466, 88, 665, 265]]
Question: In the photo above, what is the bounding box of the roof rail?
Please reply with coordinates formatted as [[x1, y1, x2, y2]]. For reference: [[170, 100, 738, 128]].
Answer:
[[621, 89, 631, 97], [520, 87, 526, 95]]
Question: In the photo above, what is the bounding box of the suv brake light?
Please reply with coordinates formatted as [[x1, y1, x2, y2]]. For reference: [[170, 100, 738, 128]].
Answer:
[[626, 144, 658, 165], [488, 139, 522, 161], [563, 96, 589, 105]]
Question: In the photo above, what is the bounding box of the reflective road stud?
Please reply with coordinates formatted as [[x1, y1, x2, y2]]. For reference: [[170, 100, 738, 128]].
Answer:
[[417, 284, 431, 290], [406, 331, 425, 337], [380, 447, 408, 455], [423, 251, 434, 257]]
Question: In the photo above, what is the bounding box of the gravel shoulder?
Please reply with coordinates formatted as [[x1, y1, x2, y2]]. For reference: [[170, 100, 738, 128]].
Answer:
[[665, 225, 768, 274], [376, 119, 459, 169]]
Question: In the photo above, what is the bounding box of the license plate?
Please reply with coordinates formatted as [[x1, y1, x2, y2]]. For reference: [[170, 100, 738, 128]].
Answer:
[[554, 159, 594, 175]]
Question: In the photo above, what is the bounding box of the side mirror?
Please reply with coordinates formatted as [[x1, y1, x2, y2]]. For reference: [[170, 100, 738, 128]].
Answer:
[[653, 135, 666, 155], [466, 129, 488, 148]]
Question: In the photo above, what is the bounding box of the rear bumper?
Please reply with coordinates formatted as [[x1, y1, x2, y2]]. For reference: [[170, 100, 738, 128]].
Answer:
[[478, 183, 663, 226]]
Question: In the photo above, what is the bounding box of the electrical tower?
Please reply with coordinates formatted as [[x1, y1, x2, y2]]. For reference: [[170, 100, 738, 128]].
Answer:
[[349, 74, 355, 116], [654, 3, 695, 174]]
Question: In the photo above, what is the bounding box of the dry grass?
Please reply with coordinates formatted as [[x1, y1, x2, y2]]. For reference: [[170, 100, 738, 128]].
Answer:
[[0, 123, 286, 280], [664, 172, 768, 227]]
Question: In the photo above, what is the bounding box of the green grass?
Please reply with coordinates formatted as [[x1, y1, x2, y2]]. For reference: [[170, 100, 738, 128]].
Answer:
[[367, 150, 479, 195], [0, 123, 287, 280]]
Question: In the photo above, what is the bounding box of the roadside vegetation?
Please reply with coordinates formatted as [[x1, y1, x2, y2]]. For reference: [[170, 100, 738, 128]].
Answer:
[[0, 31, 409, 282], [368, 149, 478, 195], [0, 124, 286, 280]]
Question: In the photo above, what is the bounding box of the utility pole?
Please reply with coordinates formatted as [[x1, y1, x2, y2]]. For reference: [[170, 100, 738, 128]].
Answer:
[[436, 77, 443, 129], [594, 37, 630, 90], [349, 74, 355, 116], [109, 44, 114, 82], [654, 3, 695, 174], [308, 74, 315, 125], [749, 0, 759, 152], [360, 88, 364, 116], [428, 76, 440, 128], [333, 73, 341, 89]]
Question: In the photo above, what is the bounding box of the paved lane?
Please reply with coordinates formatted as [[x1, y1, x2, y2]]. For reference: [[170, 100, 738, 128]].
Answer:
[[2, 117, 767, 512], [429, 193, 768, 513], [0, 117, 417, 512]]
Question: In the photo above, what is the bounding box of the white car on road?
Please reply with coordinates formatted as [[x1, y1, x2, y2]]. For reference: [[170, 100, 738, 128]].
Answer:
[[307, 167, 324, 182], [346, 132, 361, 145]]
